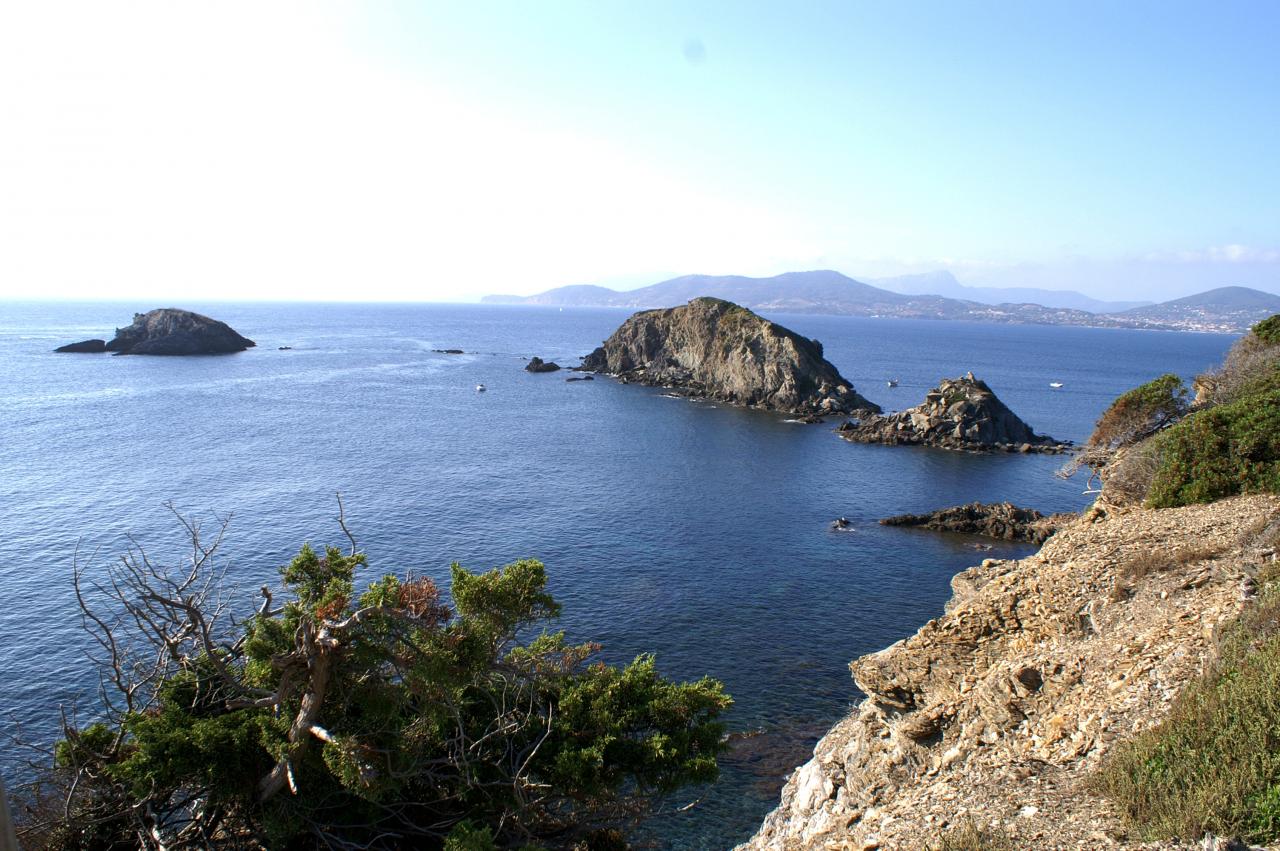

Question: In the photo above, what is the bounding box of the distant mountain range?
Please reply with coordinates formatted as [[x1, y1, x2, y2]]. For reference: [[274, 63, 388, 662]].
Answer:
[[868, 270, 1152, 313], [482, 271, 1280, 333]]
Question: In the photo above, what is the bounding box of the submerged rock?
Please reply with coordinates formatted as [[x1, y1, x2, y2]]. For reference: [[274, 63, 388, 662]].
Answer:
[[880, 501, 1071, 543], [54, 339, 107, 353], [565, 375, 594, 382], [578, 297, 879, 417], [525, 356, 561, 373], [84, 308, 256, 355], [837, 372, 1067, 452]]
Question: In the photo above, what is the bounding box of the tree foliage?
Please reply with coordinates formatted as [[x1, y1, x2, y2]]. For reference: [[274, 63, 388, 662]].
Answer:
[[1087, 373, 1188, 452], [18, 512, 730, 849]]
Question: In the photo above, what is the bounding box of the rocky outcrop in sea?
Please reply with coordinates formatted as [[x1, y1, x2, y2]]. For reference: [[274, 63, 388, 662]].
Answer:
[[837, 372, 1067, 452], [525, 356, 561, 373], [54, 339, 107, 353], [739, 495, 1280, 850], [880, 501, 1071, 544], [578, 297, 879, 417], [57, 308, 255, 355]]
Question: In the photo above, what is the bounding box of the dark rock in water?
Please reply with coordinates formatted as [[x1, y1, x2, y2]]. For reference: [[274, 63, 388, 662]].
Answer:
[[578, 297, 880, 417], [94, 309, 255, 355], [525, 356, 562, 373], [879, 501, 1072, 543], [837, 372, 1069, 453], [278, 346, 293, 351], [433, 348, 465, 354], [565, 375, 594, 382], [55, 339, 107, 353]]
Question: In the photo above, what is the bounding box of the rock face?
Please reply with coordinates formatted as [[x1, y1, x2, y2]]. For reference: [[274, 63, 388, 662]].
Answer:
[[525, 356, 561, 373], [837, 372, 1066, 452], [54, 339, 107, 353], [98, 309, 255, 355], [739, 495, 1280, 850], [578, 297, 879, 416], [880, 501, 1071, 544]]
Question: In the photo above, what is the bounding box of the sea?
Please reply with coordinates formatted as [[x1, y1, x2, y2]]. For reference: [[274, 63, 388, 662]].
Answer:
[[0, 301, 1235, 848]]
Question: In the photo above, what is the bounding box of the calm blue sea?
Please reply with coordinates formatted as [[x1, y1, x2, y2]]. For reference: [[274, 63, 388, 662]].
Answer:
[[0, 301, 1234, 848]]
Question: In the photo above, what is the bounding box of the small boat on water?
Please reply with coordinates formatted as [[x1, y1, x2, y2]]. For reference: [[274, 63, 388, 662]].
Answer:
[[887, 378, 899, 387], [475, 384, 486, 392], [1049, 381, 1064, 389]]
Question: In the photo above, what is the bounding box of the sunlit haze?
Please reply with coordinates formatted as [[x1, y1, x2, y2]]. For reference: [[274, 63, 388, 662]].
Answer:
[[2, 1, 1277, 303]]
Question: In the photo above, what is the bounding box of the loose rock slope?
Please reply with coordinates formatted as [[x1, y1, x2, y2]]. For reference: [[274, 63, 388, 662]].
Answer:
[[740, 495, 1280, 851], [579, 297, 879, 417]]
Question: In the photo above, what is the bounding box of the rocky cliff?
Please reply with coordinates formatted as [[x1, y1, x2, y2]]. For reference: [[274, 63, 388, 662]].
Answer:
[[837, 373, 1067, 452], [69, 308, 256, 355], [739, 495, 1280, 850], [578, 297, 879, 417]]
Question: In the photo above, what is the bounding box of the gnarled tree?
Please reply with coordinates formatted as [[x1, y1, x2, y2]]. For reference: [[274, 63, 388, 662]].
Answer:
[[15, 505, 730, 849]]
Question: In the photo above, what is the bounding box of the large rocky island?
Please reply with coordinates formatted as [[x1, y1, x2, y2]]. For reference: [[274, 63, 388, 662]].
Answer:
[[837, 373, 1068, 453], [56, 308, 256, 355], [578, 297, 879, 417]]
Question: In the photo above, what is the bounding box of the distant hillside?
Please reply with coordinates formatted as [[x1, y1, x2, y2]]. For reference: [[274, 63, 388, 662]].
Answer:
[[485, 270, 915, 312], [482, 272, 1278, 333], [871, 271, 1151, 312], [1119, 286, 1280, 330]]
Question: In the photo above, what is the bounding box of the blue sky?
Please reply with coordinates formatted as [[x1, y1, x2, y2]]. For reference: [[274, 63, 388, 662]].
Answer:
[[1, 1, 1277, 302]]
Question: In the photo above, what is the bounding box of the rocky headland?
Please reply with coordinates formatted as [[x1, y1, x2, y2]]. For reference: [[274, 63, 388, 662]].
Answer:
[[578, 297, 879, 417], [881, 501, 1072, 544], [57, 308, 255, 355], [837, 373, 1068, 453], [740, 495, 1280, 850]]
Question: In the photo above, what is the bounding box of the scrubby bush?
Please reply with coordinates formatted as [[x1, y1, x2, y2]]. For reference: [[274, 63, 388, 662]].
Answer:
[[1195, 314, 1280, 407], [1089, 373, 1188, 451], [1253, 314, 1280, 345], [1145, 384, 1280, 508], [1060, 373, 1189, 496], [16, 515, 730, 850]]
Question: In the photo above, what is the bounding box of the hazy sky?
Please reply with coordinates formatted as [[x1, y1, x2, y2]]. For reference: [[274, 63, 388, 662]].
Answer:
[[2, 2, 1277, 303]]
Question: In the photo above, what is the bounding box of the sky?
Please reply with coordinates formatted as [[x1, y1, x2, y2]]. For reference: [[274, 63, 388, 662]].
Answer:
[[1, 1, 1277, 303]]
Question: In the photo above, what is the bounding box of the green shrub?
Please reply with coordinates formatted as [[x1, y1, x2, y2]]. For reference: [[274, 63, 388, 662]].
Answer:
[[1146, 386, 1280, 507], [1253, 314, 1280, 345]]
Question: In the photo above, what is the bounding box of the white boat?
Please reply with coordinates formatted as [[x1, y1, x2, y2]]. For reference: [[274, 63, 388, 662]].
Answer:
[[887, 378, 899, 388], [475, 384, 486, 392], [1049, 381, 1064, 389]]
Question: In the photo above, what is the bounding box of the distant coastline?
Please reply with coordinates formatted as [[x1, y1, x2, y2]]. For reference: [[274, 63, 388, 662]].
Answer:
[[484, 270, 1280, 334]]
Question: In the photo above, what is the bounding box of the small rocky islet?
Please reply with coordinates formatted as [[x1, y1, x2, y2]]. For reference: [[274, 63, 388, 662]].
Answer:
[[836, 372, 1069, 453], [56, 308, 255, 355]]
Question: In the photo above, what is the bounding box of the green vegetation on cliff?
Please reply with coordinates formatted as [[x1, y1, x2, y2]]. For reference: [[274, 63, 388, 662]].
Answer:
[[1097, 556, 1280, 842], [1076, 315, 1280, 508], [21, 520, 729, 850]]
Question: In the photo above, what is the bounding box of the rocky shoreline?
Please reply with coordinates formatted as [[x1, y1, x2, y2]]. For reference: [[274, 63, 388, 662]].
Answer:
[[738, 495, 1280, 850]]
